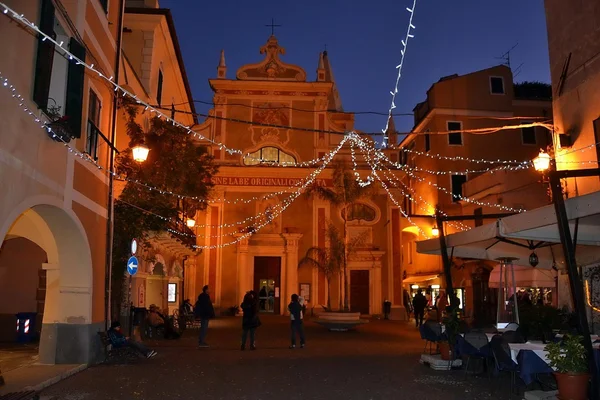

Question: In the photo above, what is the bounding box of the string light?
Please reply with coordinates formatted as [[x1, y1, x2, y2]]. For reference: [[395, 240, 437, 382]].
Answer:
[[382, 0, 417, 147], [351, 137, 430, 238], [0, 2, 340, 165]]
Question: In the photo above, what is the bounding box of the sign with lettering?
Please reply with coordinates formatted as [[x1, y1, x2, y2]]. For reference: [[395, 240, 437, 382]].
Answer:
[[212, 176, 331, 187]]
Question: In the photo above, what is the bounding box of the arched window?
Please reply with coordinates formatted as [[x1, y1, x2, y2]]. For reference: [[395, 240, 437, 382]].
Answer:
[[243, 146, 296, 166], [342, 203, 377, 222]]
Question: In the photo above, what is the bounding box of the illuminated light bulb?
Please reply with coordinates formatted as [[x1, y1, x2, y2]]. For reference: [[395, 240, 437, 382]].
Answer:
[[186, 218, 196, 228], [131, 144, 150, 162], [533, 150, 551, 172]]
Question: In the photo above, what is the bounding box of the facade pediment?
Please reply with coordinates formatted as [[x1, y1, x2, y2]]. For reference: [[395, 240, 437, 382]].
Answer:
[[236, 36, 306, 82]]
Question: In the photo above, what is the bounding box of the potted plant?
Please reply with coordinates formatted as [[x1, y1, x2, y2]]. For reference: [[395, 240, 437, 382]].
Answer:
[[545, 334, 590, 400], [440, 308, 460, 361]]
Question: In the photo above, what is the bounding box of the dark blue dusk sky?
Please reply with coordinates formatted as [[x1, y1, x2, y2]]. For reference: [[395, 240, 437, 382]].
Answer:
[[160, 0, 550, 135]]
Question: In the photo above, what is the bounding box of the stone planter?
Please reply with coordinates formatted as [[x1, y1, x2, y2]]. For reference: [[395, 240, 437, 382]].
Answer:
[[313, 312, 367, 331]]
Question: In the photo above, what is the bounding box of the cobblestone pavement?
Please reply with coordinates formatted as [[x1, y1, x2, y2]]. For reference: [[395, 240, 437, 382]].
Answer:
[[42, 316, 511, 400]]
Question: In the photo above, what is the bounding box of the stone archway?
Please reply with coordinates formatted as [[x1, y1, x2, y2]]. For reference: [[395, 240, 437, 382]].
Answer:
[[0, 202, 93, 364]]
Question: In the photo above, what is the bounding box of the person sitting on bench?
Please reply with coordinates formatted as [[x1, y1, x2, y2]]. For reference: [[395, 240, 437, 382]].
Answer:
[[148, 305, 180, 339], [108, 321, 157, 358]]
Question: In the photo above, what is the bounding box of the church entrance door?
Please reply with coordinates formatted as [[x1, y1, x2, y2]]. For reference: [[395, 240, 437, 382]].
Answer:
[[254, 257, 281, 314], [350, 270, 370, 315]]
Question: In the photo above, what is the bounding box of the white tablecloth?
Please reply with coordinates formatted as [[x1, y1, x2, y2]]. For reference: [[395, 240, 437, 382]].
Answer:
[[508, 342, 549, 365]]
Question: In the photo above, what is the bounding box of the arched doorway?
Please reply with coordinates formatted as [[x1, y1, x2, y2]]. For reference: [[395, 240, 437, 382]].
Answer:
[[0, 203, 93, 364]]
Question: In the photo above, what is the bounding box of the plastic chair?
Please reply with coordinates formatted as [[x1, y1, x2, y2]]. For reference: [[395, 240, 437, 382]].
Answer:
[[463, 332, 492, 380], [420, 320, 443, 354], [490, 335, 521, 396], [502, 329, 525, 344], [504, 322, 519, 332]]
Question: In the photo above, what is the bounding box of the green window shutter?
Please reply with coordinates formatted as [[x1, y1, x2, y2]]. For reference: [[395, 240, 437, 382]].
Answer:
[[65, 38, 86, 138], [33, 0, 56, 111]]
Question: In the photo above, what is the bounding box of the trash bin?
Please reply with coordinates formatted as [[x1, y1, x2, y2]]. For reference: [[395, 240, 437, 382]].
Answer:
[[383, 300, 392, 320], [15, 312, 37, 343]]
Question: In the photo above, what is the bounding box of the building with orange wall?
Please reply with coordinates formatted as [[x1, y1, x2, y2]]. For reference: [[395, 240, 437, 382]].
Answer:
[[189, 35, 403, 318], [400, 65, 552, 323], [0, 0, 197, 364], [0, 0, 121, 364], [117, 2, 198, 321]]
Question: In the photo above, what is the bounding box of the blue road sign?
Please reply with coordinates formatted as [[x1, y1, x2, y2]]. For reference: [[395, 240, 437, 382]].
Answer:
[[127, 256, 139, 276]]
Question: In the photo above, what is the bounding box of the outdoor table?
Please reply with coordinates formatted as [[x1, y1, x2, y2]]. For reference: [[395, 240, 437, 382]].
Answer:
[[509, 341, 600, 385]]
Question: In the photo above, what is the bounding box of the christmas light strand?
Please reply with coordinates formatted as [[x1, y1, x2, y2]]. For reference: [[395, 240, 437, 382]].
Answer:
[[352, 138, 430, 238], [192, 137, 348, 248], [0, 3, 345, 165], [379, 165, 470, 232], [382, 0, 417, 147]]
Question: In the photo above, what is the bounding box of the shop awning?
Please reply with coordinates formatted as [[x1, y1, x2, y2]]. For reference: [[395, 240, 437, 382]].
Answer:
[[403, 274, 439, 284], [416, 190, 600, 269], [488, 265, 557, 288]]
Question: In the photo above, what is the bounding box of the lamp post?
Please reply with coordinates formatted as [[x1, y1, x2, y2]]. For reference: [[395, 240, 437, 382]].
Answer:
[[532, 151, 600, 399]]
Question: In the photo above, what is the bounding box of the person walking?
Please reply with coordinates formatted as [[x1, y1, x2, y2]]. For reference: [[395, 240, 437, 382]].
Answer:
[[288, 294, 306, 349], [195, 285, 215, 348], [412, 289, 427, 328], [240, 291, 260, 350]]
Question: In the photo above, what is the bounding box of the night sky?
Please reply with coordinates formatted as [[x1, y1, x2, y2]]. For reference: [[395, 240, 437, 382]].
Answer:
[[160, 0, 550, 136]]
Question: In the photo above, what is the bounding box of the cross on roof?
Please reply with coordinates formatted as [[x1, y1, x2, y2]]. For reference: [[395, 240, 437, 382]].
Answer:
[[265, 18, 281, 36]]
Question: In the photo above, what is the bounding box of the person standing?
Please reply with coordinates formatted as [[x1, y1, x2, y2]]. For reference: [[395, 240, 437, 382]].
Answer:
[[195, 285, 215, 348], [412, 289, 427, 328], [240, 291, 260, 350], [288, 294, 306, 349]]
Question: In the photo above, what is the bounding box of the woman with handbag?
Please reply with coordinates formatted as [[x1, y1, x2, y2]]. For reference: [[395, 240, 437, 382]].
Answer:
[[241, 290, 261, 350]]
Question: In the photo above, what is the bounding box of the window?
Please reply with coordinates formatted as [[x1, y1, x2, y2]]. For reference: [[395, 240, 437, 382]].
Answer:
[[168, 283, 177, 303], [243, 146, 296, 166], [342, 203, 377, 222], [521, 122, 536, 145], [424, 132, 431, 152], [447, 121, 463, 146], [33, 0, 86, 138], [474, 207, 483, 227], [451, 175, 467, 202], [86, 90, 101, 160], [98, 0, 108, 13], [157, 69, 163, 107], [490, 76, 505, 95], [407, 241, 414, 264]]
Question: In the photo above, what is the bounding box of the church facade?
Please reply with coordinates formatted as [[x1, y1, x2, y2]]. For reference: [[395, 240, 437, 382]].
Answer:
[[190, 35, 408, 317]]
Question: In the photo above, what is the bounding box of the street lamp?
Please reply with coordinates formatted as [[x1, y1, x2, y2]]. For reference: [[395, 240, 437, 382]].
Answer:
[[132, 144, 150, 163], [431, 227, 440, 237], [533, 150, 551, 172], [186, 218, 196, 228]]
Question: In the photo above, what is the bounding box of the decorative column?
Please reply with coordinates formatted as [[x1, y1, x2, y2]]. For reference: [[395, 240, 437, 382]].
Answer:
[[236, 235, 250, 309], [283, 233, 303, 315]]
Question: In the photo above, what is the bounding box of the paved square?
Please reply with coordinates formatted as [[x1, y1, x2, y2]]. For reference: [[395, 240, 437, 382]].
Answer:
[[42, 316, 509, 399]]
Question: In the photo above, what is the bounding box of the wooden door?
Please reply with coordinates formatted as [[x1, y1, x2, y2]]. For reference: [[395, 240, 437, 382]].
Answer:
[[254, 257, 282, 314], [350, 270, 370, 315]]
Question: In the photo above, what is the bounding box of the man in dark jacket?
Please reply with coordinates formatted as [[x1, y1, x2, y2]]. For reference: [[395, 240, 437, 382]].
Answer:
[[412, 289, 427, 328], [288, 294, 306, 349], [195, 285, 215, 348], [107, 321, 156, 358]]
